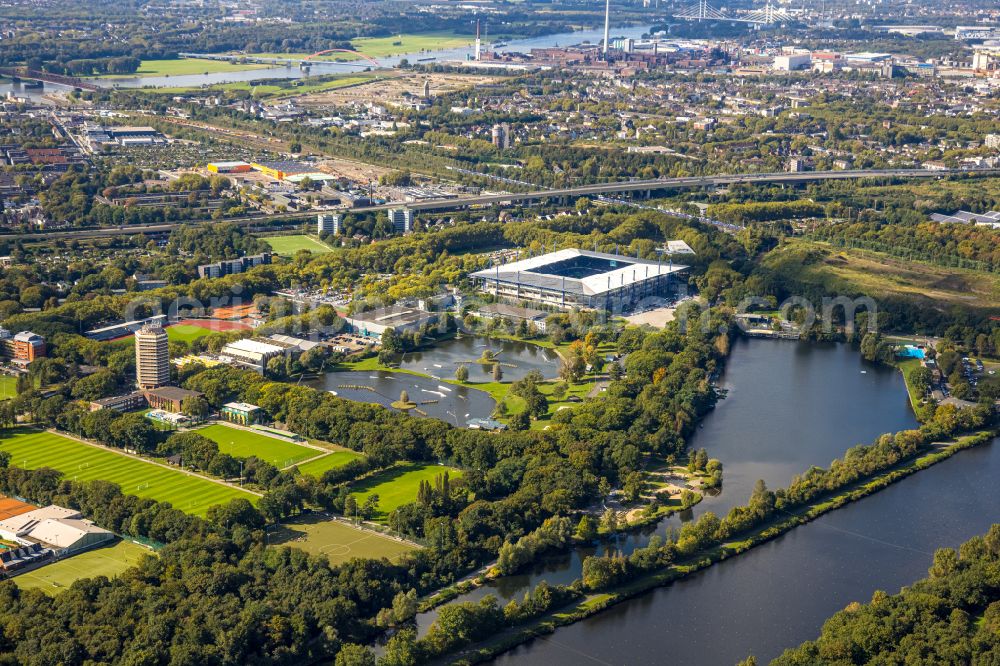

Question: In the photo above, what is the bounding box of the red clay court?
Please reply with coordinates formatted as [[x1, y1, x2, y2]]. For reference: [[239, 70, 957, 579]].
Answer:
[[174, 319, 252, 332], [0, 497, 36, 521]]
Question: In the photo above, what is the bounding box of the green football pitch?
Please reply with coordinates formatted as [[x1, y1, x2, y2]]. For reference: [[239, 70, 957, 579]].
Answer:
[[294, 450, 365, 478], [195, 424, 319, 468], [13, 540, 151, 594], [0, 430, 257, 516], [262, 235, 335, 256], [350, 463, 462, 521], [269, 513, 414, 564]]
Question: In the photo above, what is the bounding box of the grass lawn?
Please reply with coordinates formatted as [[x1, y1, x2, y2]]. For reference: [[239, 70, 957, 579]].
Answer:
[[0, 429, 256, 516], [295, 450, 365, 478], [95, 58, 269, 79], [263, 234, 335, 256], [269, 513, 415, 564], [350, 463, 462, 521], [0, 375, 17, 400], [13, 540, 151, 594], [166, 324, 213, 344], [195, 423, 318, 468]]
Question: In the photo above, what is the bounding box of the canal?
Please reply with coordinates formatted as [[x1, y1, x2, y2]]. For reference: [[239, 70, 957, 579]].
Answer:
[[412, 338, 995, 662]]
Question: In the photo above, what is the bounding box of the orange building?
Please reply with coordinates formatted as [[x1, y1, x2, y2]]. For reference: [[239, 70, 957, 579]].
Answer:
[[0, 331, 45, 366]]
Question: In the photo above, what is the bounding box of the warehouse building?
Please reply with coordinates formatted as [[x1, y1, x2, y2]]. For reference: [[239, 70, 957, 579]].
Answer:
[[470, 248, 687, 311], [207, 161, 253, 174]]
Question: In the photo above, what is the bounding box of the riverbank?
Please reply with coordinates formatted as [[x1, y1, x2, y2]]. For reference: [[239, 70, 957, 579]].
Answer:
[[436, 430, 996, 664]]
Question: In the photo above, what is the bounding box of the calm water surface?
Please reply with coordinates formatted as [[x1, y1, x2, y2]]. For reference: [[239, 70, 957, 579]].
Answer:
[[412, 339, 994, 662], [397, 336, 560, 382]]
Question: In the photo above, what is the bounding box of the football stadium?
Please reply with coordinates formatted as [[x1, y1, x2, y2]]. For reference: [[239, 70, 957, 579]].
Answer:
[[470, 248, 689, 311]]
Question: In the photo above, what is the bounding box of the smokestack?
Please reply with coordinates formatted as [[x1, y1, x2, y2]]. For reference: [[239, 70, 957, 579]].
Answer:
[[475, 20, 482, 61], [603, 0, 610, 57]]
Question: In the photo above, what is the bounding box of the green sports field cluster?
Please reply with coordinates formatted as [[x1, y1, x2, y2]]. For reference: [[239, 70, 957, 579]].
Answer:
[[0, 430, 257, 516]]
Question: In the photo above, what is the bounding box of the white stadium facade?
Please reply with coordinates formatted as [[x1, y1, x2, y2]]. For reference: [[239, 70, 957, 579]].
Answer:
[[470, 248, 689, 311]]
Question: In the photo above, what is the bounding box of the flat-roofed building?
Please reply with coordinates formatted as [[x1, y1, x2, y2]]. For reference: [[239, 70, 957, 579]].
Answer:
[[142, 386, 203, 413], [220, 338, 288, 373], [470, 303, 550, 333], [318, 213, 341, 235], [89, 391, 147, 412], [0, 505, 113, 557], [387, 208, 413, 234], [197, 252, 271, 279], [221, 401, 263, 425], [344, 305, 439, 340], [470, 248, 688, 312], [135, 325, 169, 390], [0, 330, 45, 366], [207, 161, 252, 174]]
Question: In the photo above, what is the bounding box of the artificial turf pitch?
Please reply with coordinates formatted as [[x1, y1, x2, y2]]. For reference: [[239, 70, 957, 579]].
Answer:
[[0, 430, 257, 516]]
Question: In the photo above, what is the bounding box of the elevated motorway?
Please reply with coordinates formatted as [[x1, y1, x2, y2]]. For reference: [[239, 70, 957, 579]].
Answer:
[[382, 168, 990, 213], [2, 168, 991, 242]]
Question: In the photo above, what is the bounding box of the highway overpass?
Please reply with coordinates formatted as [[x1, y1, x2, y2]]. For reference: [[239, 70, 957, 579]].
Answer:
[[1, 168, 991, 242]]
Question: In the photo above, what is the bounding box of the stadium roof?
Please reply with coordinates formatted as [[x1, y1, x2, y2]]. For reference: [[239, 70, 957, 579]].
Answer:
[[471, 248, 688, 297]]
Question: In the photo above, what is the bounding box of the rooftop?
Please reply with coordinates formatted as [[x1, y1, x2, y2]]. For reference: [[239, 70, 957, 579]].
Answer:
[[471, 248, 688, 296], [348, 305, 437, 327], [143, 386, 203, 401]]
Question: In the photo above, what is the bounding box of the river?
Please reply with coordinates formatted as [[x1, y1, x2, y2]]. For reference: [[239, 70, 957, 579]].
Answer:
[[89, 25, 655, 89]]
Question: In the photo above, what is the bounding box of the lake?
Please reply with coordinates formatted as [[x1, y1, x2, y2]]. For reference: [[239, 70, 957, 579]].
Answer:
[[493, 439, 1000, 665], [306, 370, 496, 426], [397, 335, 560, 383], [414, 338, 965, 654]]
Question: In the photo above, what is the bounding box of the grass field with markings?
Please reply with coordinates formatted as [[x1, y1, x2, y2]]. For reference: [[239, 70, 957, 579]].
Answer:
[[294, 450, 365, 478], [270, 513, 414, 564], [263, 234, 335, 256], [14, 540, 151, 594], [0, 430, 257, 516], [350, 463, 462, 521], [195, 424, 318, 468]]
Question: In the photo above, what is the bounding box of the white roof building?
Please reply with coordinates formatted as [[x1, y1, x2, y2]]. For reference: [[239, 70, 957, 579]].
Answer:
[[220, 338, 288, 373], [471, 248, 688, 311], [0, 505, 113, 555]]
